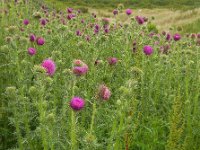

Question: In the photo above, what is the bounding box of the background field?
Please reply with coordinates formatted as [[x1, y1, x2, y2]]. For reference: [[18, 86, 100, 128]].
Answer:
[[45, 0, 200, 33]]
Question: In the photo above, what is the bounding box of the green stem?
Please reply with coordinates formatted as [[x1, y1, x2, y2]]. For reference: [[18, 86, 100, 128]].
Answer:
[[71, 110, 77, 150], [90, 102, 96, 133]]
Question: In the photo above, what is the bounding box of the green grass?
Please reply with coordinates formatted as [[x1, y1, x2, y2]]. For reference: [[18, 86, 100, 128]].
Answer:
[[182, 19, 200, 33]]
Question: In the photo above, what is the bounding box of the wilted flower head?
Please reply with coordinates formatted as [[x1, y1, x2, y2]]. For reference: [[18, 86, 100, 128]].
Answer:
[[108, 57, 118, 65], [36, 37, 45, 45], [102, 18, 110, 25], [73, 60, 88, 76], [81, 19, 85, 23], [23, 19, 29, 25], [126, 9, 132, 15], [143, 45, 153, 55], [98, 85, 111, 100], [29, 34, 36, 42], [191, 33, 196, 39], [70, 97, 85, 111], [162, 31, 166, 36], [41, 59, 56, 76], [173, 33, 181, 41], [28, 47, 36, 56], [160, 44, 170, 54], [85, 35, 91, 41]]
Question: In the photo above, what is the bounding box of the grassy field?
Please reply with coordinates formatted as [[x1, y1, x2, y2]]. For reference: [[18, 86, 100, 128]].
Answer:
[[1, 0, 200, 150], [47, 0, 200, 9], [45, 0, 200, 33]]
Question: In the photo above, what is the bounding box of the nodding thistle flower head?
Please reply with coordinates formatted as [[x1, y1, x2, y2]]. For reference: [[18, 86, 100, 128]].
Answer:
[[76, 30, 82, 36], [36, 37, 45, 45], [113, 9, 118, 15], [28, 47, 36, 56], [108, 57, 118, 65], [98, 85, 111, 100], [40, 18, 47, 26], [173, 33, 181, 41], [70, 97, 85, 111], [135, 16, 144, 25], [41, 59, 56, 76], [143, 45, 153, 55], [126, 9, 132, 15], [72, 60, 88, 76], [29, 34, 36, 42], [23, 19, 29, 25], [166, 33, 171, 41]]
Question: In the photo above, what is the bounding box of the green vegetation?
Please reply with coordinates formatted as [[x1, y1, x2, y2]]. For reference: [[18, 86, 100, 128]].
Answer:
[[182, 19, 200, 33], [1, 1, 200, 150]]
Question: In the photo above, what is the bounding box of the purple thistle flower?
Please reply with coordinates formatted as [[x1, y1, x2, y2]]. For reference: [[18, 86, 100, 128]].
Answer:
[[166, 33, 171, 41], [143, 45, 153, 55], [70, 97, 85, 111], [29, 34, 36, 42], [95, 24, 100, 30], [36, 37, 45, 45], [67, 8, 73, 13], [173, 33, 181, 41], [67, 14, 73, 20], [76, 30, 82, 36], [135, 16, 144, 25], [191, 33, 196, 39], [197, 33, 200, 38], [40, 18, 47, 26], [108, 57, 118, 65], [104, 28, 109, 33], [94, 29, 99, 34], [41, 59, 56, 76], [23, 19, 29, 25], [113, 9, 118, 15], [126, 9, 132, 15], [81, 19, 85, 23], [28, 47, 36, 56]]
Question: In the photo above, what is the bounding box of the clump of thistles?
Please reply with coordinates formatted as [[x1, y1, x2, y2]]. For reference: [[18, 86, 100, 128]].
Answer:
[[98, 85, 111, 100], [41, 59, 56, 76], [72, 59, 88, 76], [70, 97, 85, 111]]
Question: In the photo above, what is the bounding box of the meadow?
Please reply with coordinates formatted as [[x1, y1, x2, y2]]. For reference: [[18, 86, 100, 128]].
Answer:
[[0, 0, 200, 150]]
